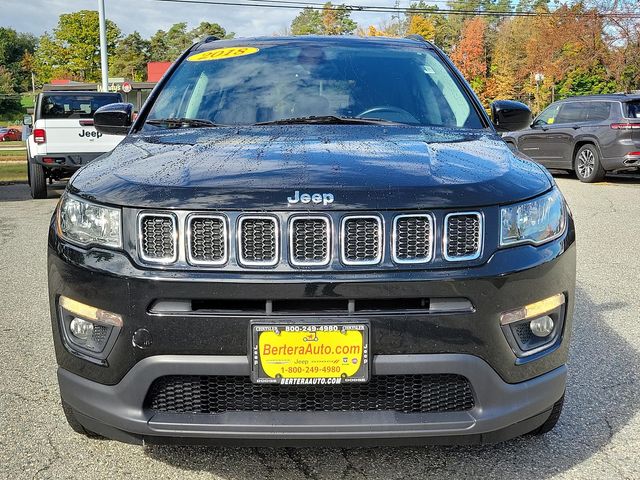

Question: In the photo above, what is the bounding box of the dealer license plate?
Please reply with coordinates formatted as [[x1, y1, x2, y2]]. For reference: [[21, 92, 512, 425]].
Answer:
[[250, 322, 370, 385]]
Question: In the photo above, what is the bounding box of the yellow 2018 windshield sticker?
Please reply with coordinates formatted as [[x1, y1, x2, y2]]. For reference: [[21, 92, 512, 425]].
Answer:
[[187, 47, 259, 62]]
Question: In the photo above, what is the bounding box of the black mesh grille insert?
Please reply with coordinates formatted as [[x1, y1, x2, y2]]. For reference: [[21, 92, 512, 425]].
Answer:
[[140, 215, 176, 261], [145, 374, 475, 414], [291, 218, 329, 265], [446, 214, 481, 259], [394, 215, 432, 262], [343, 216, 381, 264], [189, 216, 226, 264], [239, 217, 277, 264]]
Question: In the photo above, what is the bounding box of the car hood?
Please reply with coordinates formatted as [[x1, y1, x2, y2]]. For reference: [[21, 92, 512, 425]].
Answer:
[[69, 125, 552, 210]]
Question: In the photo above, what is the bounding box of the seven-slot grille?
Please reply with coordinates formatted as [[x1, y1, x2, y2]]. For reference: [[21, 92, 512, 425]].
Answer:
[[188, 215, 227, 265], [145, 374, 475, 414], [290, 216, 330, 266], [342, 216, 383, 265], [444, 212, 482, 261], [139, 213, 177, 263], [136, 212, 485, 267], [393, 214, 433, 263], [238, 216, 279, 266]]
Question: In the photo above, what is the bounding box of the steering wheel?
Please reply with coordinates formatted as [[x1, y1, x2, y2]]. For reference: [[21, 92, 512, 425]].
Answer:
[[355, 106, 419, 124]]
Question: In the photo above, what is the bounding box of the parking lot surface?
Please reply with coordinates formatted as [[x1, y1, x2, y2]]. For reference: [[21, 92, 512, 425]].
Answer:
[[1, 175, 639, 480]]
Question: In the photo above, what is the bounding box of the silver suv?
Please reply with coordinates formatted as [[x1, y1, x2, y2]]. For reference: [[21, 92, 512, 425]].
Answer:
[[504, 94, 640, 182]]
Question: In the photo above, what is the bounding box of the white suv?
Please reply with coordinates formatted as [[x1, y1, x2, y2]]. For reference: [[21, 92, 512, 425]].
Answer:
[[27, 91, 125, 198]]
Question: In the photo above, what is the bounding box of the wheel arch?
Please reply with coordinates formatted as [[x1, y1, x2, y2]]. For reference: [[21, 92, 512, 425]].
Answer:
[[572, 137, 603, 163]]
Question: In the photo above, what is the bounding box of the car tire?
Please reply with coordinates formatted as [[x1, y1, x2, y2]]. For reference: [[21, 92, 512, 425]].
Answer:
[[574, 144, 605, 183], [61, 400, 103, 438], [29, 161, 47, 199], [528, 394, 564, 436]]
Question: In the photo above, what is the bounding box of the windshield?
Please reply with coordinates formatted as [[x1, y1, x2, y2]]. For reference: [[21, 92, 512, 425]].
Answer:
[[145, 42, 484, 129], [39, 93, 122, 120]]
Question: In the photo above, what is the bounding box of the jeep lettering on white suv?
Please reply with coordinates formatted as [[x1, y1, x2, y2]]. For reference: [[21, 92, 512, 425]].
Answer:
[[27, 91, 125, 199]]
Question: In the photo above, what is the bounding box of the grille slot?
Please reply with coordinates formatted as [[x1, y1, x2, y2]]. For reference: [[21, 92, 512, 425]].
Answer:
[[238, 216, 279, 266], [444, 212, 482, 261], [146, 374, 475, 414], [289, 216, 330, 266], [393, 214, 434, 263], [187, 215, 227, 266], [341, 216, 383, 265], [139, 213, 177, 264]]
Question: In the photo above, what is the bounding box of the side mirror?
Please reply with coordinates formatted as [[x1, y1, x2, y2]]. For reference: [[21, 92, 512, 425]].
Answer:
[[94, 102, 134, 135], [23, 114, 33, 126], [491, 100, 532, 133]]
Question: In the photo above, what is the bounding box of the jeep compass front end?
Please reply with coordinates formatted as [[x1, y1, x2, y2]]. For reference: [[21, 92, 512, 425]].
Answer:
[[48, 36, 575, 446]]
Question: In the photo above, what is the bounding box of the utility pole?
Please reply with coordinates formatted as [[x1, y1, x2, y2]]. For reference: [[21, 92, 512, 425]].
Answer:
[[97, 0, 109, 92]]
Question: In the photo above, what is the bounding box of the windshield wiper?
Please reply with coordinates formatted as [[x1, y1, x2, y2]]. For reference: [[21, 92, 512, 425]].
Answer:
[[255, 115, 405, 126], [146, 118, 222, 128]]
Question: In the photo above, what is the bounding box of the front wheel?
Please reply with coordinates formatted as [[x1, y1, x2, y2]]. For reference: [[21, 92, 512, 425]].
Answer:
[[528, 394, 564, 436], [574, 144, 605, 183], [29, 161, 47, 199]]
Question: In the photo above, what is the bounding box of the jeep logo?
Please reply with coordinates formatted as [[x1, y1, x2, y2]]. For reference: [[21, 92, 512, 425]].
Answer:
[[79, 129, 102, 139], [287, 191, 334, 206]]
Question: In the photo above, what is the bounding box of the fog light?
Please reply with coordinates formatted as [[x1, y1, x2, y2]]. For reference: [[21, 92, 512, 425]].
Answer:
[[69, 317, 94, 340], [529, 316, 554, 337], [500, 293, 565, 325]]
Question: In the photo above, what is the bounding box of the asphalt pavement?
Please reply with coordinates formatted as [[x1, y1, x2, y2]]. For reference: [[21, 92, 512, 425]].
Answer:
[[1, 175, 639, 479]]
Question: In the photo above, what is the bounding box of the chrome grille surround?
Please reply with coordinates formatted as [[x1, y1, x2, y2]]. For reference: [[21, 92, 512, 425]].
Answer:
[[237, 215, 279, 267], [443, 212, 483, 262], [341, 215, 383, 266], [392, 214, 434, 264], [186, 214, 228, 266], [289, 216, 331, 267], [138, 212, 178, 264]]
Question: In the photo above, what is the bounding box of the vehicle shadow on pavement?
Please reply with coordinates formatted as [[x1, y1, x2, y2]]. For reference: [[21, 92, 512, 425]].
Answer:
[[0, 183, 64, 202], [144, 286, 640, 479], [550, 170, 640, 185]]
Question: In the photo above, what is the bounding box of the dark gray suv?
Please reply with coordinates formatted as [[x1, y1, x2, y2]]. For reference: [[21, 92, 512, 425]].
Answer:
[[504, 94, 640, 182]]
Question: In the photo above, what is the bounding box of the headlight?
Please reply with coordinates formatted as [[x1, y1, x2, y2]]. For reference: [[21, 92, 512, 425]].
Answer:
[[57, 194, 122, 248], [500, 188, 566, 246]]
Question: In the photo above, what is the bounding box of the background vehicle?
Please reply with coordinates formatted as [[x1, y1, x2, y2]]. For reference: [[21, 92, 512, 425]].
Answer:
[[503, 94, 640, 182], [0, 127, 21, 141], [26, 91, 125, 199]]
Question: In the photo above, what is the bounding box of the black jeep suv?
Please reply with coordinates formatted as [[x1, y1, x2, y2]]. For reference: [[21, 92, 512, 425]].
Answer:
[[48, 36, 575, 446]]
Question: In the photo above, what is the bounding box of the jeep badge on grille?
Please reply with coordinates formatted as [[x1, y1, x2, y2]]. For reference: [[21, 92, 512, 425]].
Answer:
[[287, 191, 335, 206]]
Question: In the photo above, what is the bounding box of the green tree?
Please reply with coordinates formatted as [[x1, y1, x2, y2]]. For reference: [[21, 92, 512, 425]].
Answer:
[[0, 66, 21, 114], [291, 8, 323, 35], [0, 27, 37, 92], [149, 22, 199, 61], [190, 22, 235, 40], [34, 10, 120, 83], [110, 32, 150, 81]]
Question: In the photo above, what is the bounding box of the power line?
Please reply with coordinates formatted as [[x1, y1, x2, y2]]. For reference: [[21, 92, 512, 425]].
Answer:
[[151, 0, 640, 18]]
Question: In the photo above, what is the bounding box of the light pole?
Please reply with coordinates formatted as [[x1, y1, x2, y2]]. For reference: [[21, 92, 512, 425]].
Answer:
[[97, 0, 108, 92], [534, 73, 544, 114]]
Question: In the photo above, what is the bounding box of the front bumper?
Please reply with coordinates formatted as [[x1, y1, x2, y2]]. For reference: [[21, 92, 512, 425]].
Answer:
[[49, 216, 575, 444], [59, 354, 566, 446]]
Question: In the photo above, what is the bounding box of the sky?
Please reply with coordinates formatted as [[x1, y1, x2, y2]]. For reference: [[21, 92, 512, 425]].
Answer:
[[2, 0, 405, 38]]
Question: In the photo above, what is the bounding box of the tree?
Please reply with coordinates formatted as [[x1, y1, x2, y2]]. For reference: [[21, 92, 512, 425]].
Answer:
[[191, 22, 235, 40], [322, 3, 357, 35], [291, 4, 356, 35], [0, 27, 37, 92], [451, 17, 488, 98], [0, 66, 21, 113], [110, 32, 150, 81], [291, 8, 323, 35], [407, 15, 436, 41], [34, 10, 120, 83]]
